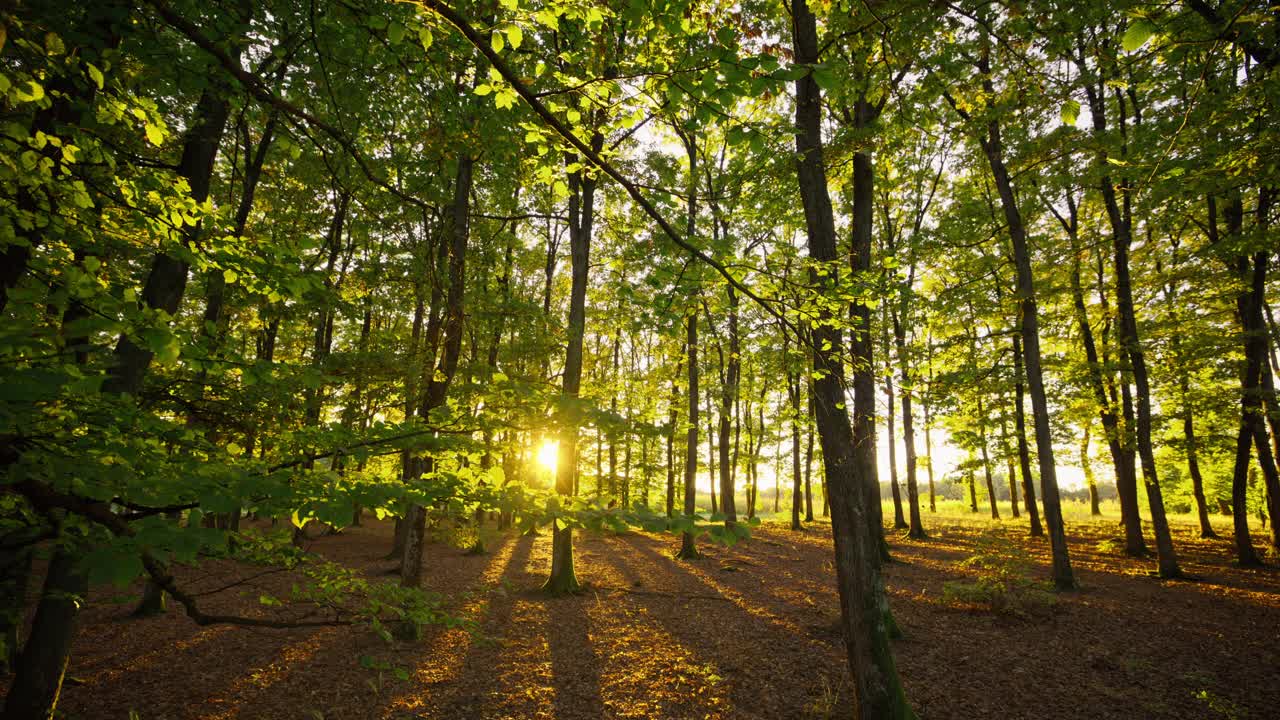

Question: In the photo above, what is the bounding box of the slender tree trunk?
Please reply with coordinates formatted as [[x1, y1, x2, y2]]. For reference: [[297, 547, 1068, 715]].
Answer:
[[804, 372, 816, 522], [977, 398, 1000, 520], [404, 153, 473, 589], [1000, 415, 1021, 518], [708, 396, 718, 515], [545, 133, 603, 592], [1081, 423, 1102, 517], [1072, 241, 1144, 550], [884, 361, 907, 529], [667, 357, 680, 518], [678, 312, 701, 559], [719, 288, 740, 527], [790, 369, 804, 531], [975, 86, 1071, 586], [790, 2, 911, 714], [924, 401, 937, 513], [893, 311, 926, 537], [1012, 336, 1042, 535]]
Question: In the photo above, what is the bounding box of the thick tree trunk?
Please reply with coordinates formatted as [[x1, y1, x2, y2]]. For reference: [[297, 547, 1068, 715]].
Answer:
[[0, 535, 33, 675], [790, 2, 911, 714], [1, 548, 88, 720]]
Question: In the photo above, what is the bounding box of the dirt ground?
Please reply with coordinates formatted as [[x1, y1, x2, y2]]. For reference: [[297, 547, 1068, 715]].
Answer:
[[18, 514, 1280, 720]]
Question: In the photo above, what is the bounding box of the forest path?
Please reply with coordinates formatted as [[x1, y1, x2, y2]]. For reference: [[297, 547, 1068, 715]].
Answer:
[[35, 516, 1280, 719]]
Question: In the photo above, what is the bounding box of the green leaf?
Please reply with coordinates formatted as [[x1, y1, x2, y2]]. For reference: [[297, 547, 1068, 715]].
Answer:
[[1060, 99, 1080, 126], [145, 123, 164, 147], [418, 27, 433, 51], [505, 24, 523, 50], [812, 66, 839, 92], [1122, 19, 1156, 53], [387, 23, 405, 45], [14, 80, 44, 103], [86, 63, 104, 90], [491, 31, 505, 53]]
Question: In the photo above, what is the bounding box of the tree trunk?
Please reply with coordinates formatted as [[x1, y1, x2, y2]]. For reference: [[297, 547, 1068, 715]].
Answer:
[[708, 395, 718, 515], [790, 369, 804, 531], [1071, 242, 1144, 548], [893, 309, 926, 537], [1081, 423, 1102, 517], [403, 153, 473, 589], [977, 398, 1000, 520], [884, 361, 907, 529], [976, 89, 1072, 587], [678, 312, 701, 559], [1, 548, 88, 720], [1012, 336, 1042, 535], [923, 400, 937, 513], [1212, 191, 1271, 564], [790, 2, 912, 714], [667, 357, 680, 518], [804, 372, 816, 522], [545, 133, 602, 592], [719, 287, 740, 527], [1000, 415, 1021, 518]]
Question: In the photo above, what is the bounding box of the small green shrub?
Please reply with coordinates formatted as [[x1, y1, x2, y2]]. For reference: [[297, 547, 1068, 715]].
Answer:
[[1194, 690, 1247, 719], [942, 534, 1058, 617]]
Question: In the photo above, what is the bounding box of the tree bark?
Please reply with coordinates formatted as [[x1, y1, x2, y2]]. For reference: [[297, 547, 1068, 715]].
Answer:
[[544, 132, 602, 592], [678, 312, 701, 559], [719, 287, 740, 527], [1071, 240, 1143, 548], [971, 77, 1073, 586], [790, 2, 912, 714], [403, 152, 473, 589], [1012, 336, 1042, 536]]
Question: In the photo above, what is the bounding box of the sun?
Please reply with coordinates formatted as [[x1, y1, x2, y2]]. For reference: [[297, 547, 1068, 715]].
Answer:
[[536, 440, 559, 476]]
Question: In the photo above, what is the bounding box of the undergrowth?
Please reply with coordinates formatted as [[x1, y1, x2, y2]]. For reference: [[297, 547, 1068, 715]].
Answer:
[[942, 533, 1058, 617]]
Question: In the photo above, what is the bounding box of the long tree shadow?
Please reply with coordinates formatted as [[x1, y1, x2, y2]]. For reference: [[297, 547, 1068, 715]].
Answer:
[[545, 592, 606, 718], [381, 531, 538, 717], [598, 534, 856, 719]]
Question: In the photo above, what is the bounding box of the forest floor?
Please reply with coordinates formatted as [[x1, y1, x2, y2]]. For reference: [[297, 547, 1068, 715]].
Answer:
[[20, 510, 1280, 720]]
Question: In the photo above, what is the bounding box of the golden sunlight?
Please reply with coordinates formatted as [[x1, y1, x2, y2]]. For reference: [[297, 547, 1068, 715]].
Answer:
[[536, 440, 559, 476]]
